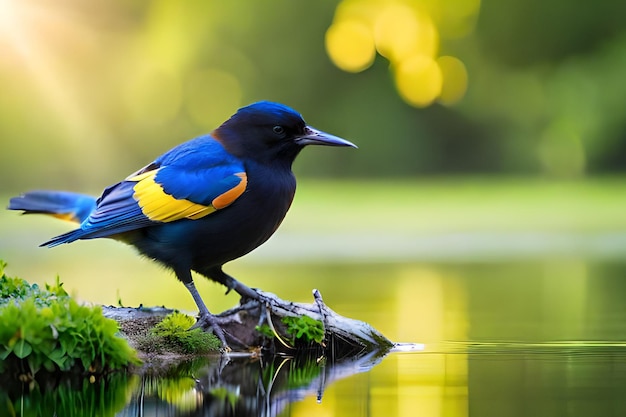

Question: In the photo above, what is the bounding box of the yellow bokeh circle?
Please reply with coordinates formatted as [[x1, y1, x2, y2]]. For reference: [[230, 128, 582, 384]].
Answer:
[[374, 4, 439, 62], [325, 20, 376, 73], [394, 55, 443, 108]]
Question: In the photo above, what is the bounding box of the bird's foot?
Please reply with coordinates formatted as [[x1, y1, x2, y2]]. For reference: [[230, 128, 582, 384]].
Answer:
[[232, 281, 262, 302], [191, 313, 231, 352]]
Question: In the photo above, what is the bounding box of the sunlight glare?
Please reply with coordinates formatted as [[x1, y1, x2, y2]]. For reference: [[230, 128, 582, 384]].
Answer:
[[0, 0, 104, 147]]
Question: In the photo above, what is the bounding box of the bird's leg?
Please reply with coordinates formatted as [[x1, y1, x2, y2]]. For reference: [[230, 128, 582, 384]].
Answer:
[[178, 270, 229, 348], [209, 267, 261, 301], [185, 281, 228, 348]]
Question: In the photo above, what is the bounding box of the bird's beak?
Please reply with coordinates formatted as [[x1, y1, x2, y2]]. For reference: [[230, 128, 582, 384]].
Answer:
[[295, 126, 357, 148]]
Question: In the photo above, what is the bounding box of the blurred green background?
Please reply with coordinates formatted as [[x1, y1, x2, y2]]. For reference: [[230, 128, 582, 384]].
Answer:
[[2, 0, 626, 313], [2, 0, 626, 185]]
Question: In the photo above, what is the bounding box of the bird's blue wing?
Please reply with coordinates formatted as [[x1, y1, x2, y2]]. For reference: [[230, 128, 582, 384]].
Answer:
[[43, 137, 247, 246]]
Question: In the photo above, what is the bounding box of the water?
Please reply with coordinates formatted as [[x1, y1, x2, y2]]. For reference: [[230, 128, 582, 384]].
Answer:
[[3, 258, 626, 416]]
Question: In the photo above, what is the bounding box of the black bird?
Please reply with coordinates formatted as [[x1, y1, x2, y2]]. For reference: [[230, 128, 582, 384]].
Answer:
[[8, 101, 356, 346]]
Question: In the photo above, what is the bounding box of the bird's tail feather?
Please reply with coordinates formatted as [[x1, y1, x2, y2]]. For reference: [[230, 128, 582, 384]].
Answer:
[[40, 229, 86, 247], [7, 190, 97, 224]]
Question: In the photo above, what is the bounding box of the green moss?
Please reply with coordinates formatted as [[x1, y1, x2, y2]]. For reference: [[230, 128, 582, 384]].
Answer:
[[255, 324, 275, 339], [0, 261, 140, 380], [281, 315, 325, 345], [136, 312, 220, 355]]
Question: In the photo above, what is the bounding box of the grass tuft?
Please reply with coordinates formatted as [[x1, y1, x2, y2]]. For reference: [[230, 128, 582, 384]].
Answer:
[[0, 260, 140, 381]]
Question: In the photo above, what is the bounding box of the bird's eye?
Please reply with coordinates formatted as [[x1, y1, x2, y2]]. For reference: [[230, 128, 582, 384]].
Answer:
[[272, 125, 286, 137]]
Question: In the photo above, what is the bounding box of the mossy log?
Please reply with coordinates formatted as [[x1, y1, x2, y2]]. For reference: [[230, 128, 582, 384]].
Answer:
[[104, 289, 393, 361]]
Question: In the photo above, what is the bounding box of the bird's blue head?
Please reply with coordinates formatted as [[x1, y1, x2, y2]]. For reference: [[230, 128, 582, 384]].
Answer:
[[213, 101, 356, 164]]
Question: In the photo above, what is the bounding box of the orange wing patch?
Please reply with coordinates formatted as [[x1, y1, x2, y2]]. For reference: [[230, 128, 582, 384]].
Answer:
[[212, 172, 247, 209]]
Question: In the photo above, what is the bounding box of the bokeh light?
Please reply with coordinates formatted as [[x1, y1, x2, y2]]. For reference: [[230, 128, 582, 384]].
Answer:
[[374, 4, 438, 62], [438, 0, 482, 38], [325, 0, 479, 108], [325, 20, 376, 73], [394, 55, 442, 107], [437, 56, 468, 105]]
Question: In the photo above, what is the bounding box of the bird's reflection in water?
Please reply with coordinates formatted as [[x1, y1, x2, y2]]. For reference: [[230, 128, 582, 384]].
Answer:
[[121, 348, 386, 417], [0, 339, 391, 417]]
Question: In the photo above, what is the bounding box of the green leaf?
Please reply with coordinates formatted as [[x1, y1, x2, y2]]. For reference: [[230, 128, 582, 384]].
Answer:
[[256, 324, 275, 338], [49, 346, 68, 369], [13, 339, 32, 359], [0, 345, 11, 360], [282, 315, 325, 344]]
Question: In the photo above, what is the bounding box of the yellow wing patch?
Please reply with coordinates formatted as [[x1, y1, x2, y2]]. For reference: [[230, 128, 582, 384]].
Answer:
[[128, 169, 246, 222]]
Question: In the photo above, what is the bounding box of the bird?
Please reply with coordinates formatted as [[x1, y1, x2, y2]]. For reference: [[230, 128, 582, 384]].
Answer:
[[8, 101, 356, 347]]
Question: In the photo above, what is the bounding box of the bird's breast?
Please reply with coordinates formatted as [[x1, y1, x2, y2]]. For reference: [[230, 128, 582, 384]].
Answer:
[[193, 162, 296, 265], [237, 163, 296, 238]]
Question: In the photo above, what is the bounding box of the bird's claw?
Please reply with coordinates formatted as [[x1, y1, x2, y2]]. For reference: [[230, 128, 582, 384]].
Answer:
[[193, 313, 230, 351]]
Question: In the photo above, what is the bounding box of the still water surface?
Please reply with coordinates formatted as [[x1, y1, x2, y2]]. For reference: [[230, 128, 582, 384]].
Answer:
[[3, 258, 626, 416]]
